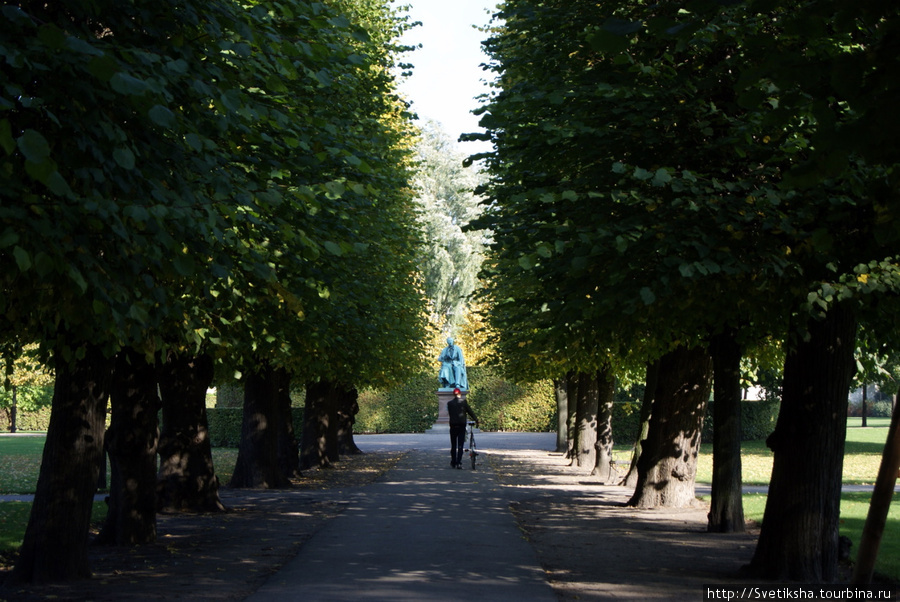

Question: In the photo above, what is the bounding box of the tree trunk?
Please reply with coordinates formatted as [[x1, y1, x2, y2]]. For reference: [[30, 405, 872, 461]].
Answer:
[[10, 345, 112, 584], [300, 380, 342, 470], [862, 384, 868, 427], [621, 360, 659, 488], [564, 371, 577, 460], [273, 367, 301, 479], [591, 367, 616, 482], [156, 353, 225, 511], [627, 346, 712, 508], [853, 396, 900, 583], [554, 377, 569, 453], [336, 386, 362, 456], [10, 386, 17, 433], [229, 365, 292, 489], [708, 330, 745, 533], [96, 348, 160, 545], [747, 306, 857, 582], [574, 371, 599, 469]]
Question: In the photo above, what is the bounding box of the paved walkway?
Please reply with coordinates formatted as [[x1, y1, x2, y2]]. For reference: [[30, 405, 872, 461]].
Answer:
[[244, 432, 559, 602]]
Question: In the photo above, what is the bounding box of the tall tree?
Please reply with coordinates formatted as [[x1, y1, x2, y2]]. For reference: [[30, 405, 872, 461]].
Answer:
[[414, 120, 487, 332], [9, 346, 112, 583], [748, 307, 858, 581], [3, 0, 426, 580], [708, 330, 746, 533], [97, 348, 160, 545], [628, 346, 712, 508], [156, 353, 224, 512]]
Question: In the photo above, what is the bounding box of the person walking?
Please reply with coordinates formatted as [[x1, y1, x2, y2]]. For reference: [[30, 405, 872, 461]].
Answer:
[[447, 388, 478, 469]]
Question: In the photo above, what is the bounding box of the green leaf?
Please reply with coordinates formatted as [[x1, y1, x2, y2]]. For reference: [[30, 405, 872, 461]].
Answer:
[[603, 18, 642, 36], [324, 181, 345, 199], [633, 167, 653, 181], [34, 252, 54, 276], [44, 171, 72, 197], [13, 246, 31, 272], [652, 168, 672, 186], [588, 30, 629, 54], [69, 267, 87, 293], [148, 105, 176, 129], [1, 5, 31, 25], [64, 36, 103, 56], [110, 72, 149, 96], [185, 133, 203, 152], [232, 42, 252, 57], [88, 55, 120, 82], [17, 130, 51, 162], [37, 24, 66, 50], [0, 228, 18, 248], [518, 255, 534, 270], [679, 263, 695, 277], [323, 241, 343, 256], [172, 253, 196, 276], [640, 287, 656, 305], [25, 157, 56, 183], [113, 147, 136, 170]]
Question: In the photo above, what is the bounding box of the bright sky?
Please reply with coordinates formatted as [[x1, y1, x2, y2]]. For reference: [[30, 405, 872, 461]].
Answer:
[[396, 0, 499, 154]]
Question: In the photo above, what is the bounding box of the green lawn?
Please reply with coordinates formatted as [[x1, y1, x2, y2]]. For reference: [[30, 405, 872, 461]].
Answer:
[[694, 418, 900, 580], [0, 437, 239, 561]]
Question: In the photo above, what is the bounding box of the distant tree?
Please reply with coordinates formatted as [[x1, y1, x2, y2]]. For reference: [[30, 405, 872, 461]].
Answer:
[[1, 344, 53, 432], [414, 120, 487, 333]]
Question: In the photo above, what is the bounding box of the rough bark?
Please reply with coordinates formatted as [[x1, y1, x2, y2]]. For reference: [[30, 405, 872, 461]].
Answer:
[[97, 348, 160, 545], [573, 371, 599, 469], [621, 360, 659, 488], [10, 388, 17, 433], [300, 380, 341, 470], [9, 345, 112, 584], [273, 367, 301, 479], [708, 330, 745, 533], [336, 387, 362, 456], [747, 307, 857, 582], [591, 368, 616, 482], [156, 353, 225, 511], [229, 365, 292, 489], [564, 371, 577, 460], [627, 346, 712, 508], [554, 377, 569, 453]]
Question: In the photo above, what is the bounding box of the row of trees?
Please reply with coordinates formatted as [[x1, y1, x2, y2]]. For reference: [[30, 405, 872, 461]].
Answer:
[[2, 0, 431, 584], [470, 0, 900, 583]]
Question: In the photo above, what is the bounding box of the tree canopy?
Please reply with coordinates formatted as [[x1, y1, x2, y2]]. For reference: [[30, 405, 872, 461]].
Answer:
[[1, 0, 428, 387]]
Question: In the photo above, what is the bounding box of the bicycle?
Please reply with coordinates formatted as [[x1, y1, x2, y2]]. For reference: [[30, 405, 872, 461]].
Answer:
[[464, 421, 478, 470]]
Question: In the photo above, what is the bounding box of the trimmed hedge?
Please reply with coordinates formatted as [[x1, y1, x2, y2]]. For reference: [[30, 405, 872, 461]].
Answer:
[[466, 366, 555, 432], [1, 405, 52, 432], [608, 397, 780, 448], [356, 373, 438, 433], [355, 367, 556, 433], [204, 408, 304, 448]]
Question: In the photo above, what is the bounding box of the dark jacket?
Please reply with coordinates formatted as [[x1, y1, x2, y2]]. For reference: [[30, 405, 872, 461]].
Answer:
[[447, 396, 477, 427]]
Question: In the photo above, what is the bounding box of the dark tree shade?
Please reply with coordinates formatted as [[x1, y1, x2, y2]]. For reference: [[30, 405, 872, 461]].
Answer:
[[708, 330, 746, 533], [748, 307, 857, 581], [97, 348, 161, 545], [9, 346, 112, 584], [157, 353, 224, 512]]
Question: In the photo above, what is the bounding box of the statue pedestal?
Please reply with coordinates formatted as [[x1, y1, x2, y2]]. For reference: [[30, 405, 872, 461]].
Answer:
[[425, 389, 467, 434]]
